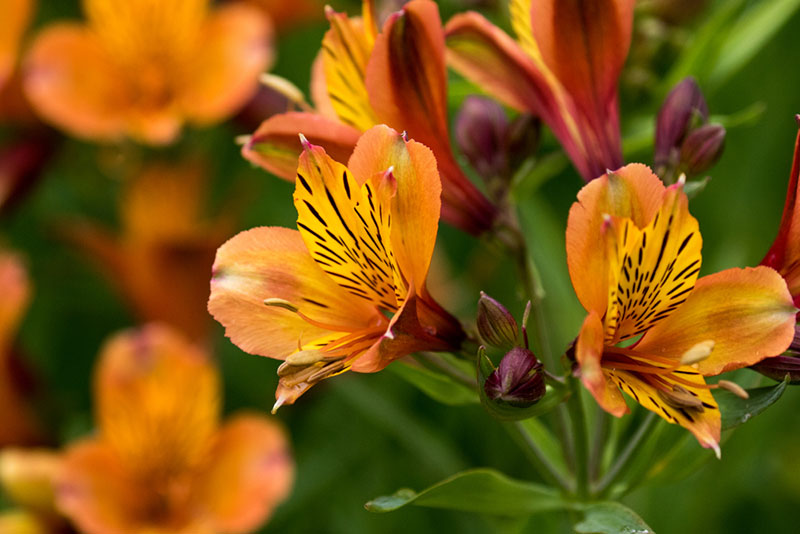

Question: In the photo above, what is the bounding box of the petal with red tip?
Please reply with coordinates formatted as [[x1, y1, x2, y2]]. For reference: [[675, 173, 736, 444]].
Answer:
[[576, 311, 628, 417]]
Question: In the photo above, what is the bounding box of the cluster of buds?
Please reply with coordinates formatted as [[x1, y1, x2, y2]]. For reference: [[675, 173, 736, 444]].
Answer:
[[654, 77, 726, 184], [455, 97, 540, 202], [477, 292, 545, 409]]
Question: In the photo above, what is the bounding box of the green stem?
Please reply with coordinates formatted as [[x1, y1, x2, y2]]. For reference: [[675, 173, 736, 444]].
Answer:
[[567, 379, 589, 500], [506, 421, 573, 492], [416, 352, 477, 390], [593, 412, 657, 496], [588, 403, 610, 483]]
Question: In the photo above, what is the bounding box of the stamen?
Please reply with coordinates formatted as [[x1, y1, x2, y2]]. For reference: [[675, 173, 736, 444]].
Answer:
[[657, 384, 704, 410], [717, 379, 749, 399], [264, 298, 299, 312], [680, 340, 715, 365]]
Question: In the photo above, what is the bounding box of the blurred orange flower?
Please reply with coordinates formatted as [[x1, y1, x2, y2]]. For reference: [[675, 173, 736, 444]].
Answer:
[[0, 448, 66, 533], [243, 0, 497, 235], [23, 0, 273, 144], [0, 252, 44, 447], [65, 162, 235, 341], [210, 126, 465, 408], [55, 324, 294, 534], [0, 0, 33, 93]]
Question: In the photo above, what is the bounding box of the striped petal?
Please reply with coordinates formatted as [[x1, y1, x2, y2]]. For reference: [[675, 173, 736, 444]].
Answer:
[[636, 266, 798, 376], [576, 311, 628, 417], [242, 112, 360, 181], [209, 226, 380, 359], [567, 164, 665, 315]]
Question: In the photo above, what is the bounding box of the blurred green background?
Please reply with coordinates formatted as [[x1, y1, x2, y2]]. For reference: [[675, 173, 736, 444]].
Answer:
[[3, 0, 800, 532]]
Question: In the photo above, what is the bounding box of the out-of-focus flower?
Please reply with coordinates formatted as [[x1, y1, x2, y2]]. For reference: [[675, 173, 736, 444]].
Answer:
[[63, 162, 234, 341], [23, 0, 273, 144], [246, 0, 322, 31], [55, 324, 294, 534], [0, 449, 63, 530], [567, 165, 797, 454], [210, 125, 465, 409], [484, 346, 545, 407], [0, 0, 33, 93], [243, 0, 497, 235], [0, 134, 59, 215], [445, 0, 633, 181], [761, 121, 800, 306], [0, 252, 44, 447]]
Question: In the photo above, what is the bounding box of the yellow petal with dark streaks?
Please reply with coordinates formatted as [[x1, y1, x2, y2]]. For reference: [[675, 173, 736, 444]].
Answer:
[[295, 139, 404, 313]]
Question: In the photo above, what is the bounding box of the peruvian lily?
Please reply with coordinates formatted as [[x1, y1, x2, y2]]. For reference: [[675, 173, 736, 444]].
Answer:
[[242, 0, 497, 235], [210, 125, 465, 409], [0, 252, 44, 447], [64, 162, 235, 341], [56, 324, 294, 534], [567, 164, 797, 453], [445, 0, 632, 181], [23, 0, 273, 144], [0, 0, 33, 92]]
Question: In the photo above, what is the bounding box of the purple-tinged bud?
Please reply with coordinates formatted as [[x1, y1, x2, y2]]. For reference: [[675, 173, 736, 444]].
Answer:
[[455, 96, 510, 182], [654, 77, 708, 170], [507, 113, 541, 173], [679, 123, 726, 176], [750, 355, 800, 384], [477, 292, 519, 349], [484, 347, 545, 407]]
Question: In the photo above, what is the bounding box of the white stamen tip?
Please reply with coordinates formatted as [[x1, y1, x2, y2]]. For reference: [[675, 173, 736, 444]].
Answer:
[[677, 173, 687, 186], [718, 379, 749, 400], [711, 442, 721, 460], [680, 340, 715, 365], [272, 394, 288, 414]]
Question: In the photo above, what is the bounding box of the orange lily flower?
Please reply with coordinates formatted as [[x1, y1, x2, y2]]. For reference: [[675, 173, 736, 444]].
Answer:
[[210, 125, 465, 408], [761, 120, 800, 305], [567, 164, 797, 453], [64, 162, 234, 341], [0, 252, 44, 447], [0, 0, 33, 93], [243, 0, 497, 235], [445, 0, 633, 181], [23, 0, 273, 144], [55, 324, 294, 534]]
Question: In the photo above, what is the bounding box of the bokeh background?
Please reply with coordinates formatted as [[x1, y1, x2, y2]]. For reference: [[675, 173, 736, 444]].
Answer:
[[2, 0, 800, 532]]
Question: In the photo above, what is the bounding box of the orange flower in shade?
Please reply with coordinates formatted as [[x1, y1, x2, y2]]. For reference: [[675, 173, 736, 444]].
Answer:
[[64, 162, 234, 341], [761, 121, 800, 306], [567, 165, 797, 454], [210, 125, 465, 409], [0, 252, 44, 447], [445, 0, 633, 181], [243, 0, 497, 235], [23, 0, 273, 144], [0, 0, 33, 92], [55, 324, 294, 534]]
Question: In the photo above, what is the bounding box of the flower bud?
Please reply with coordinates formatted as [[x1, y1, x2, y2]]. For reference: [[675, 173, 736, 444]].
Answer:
[[679, 123, 726, 176], [484, 347, 545, 407], [507, 113, 541, 173], [654, 77, 708, 170], [455, 96, 510, 182], [476, 292, 519, 349], [750, 355, 800, 384]]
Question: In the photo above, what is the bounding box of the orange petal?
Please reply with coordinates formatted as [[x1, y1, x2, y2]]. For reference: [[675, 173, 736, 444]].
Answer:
[[566, 164, 665, 314], [309, 51, 337, 119], [22, 24, 129, 141], [95, 325, 220, 480], [242, 112, 360, 180], [0, 0, 33, 91], [180, 3, 274, 124], [209, 226, 380, 358], [636, 266, 798, 376], [347, 125, 440, 290], [56, 439, 151, 534], [529, 0, 634, 122], [576, 311, 628, 417], [762, 127, 800, 300], [367, 0, 496, 235], [198, 414, 293, 533], [0, 252, 29, 348]]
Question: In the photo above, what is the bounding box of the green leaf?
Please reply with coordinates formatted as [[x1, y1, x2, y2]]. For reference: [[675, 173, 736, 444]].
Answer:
[[716, 377, 789, 430], [364, 468, 565, 516], [477, 350, 569, 421], [574, 502, 655, 534], [517, 418, 570, 480], [389, 360, 478, 406]]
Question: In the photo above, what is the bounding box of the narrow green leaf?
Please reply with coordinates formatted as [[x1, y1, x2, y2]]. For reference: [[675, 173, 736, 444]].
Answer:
[[365, 468, 565, 516], [716, 377, 789, 430], [518, 417, 570, 479], [389, 361, 478, 406], [574, 502, 655, 534]]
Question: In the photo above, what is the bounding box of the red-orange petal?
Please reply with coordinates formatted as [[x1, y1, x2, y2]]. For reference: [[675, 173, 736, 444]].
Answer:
[[636, 266, 798, 376], [22, 24, 129, 141], [180, 3, 274, 124], [242, 112, 361, 180], [0, 0, 33, 91], [575, 311, 628, 417], [566, 164, 665, 314], [198, 414, 294, 534]]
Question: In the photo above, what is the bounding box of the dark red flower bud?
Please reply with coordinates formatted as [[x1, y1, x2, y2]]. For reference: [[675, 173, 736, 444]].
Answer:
[[476, 292, 519, 349], [455, 96, 510, 182], [750, 355, 800, 384], [507, 113, 541, 174], [654, 77, 708, 170], [679, 123, 726, 176], [483, 347, 545, 407]]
